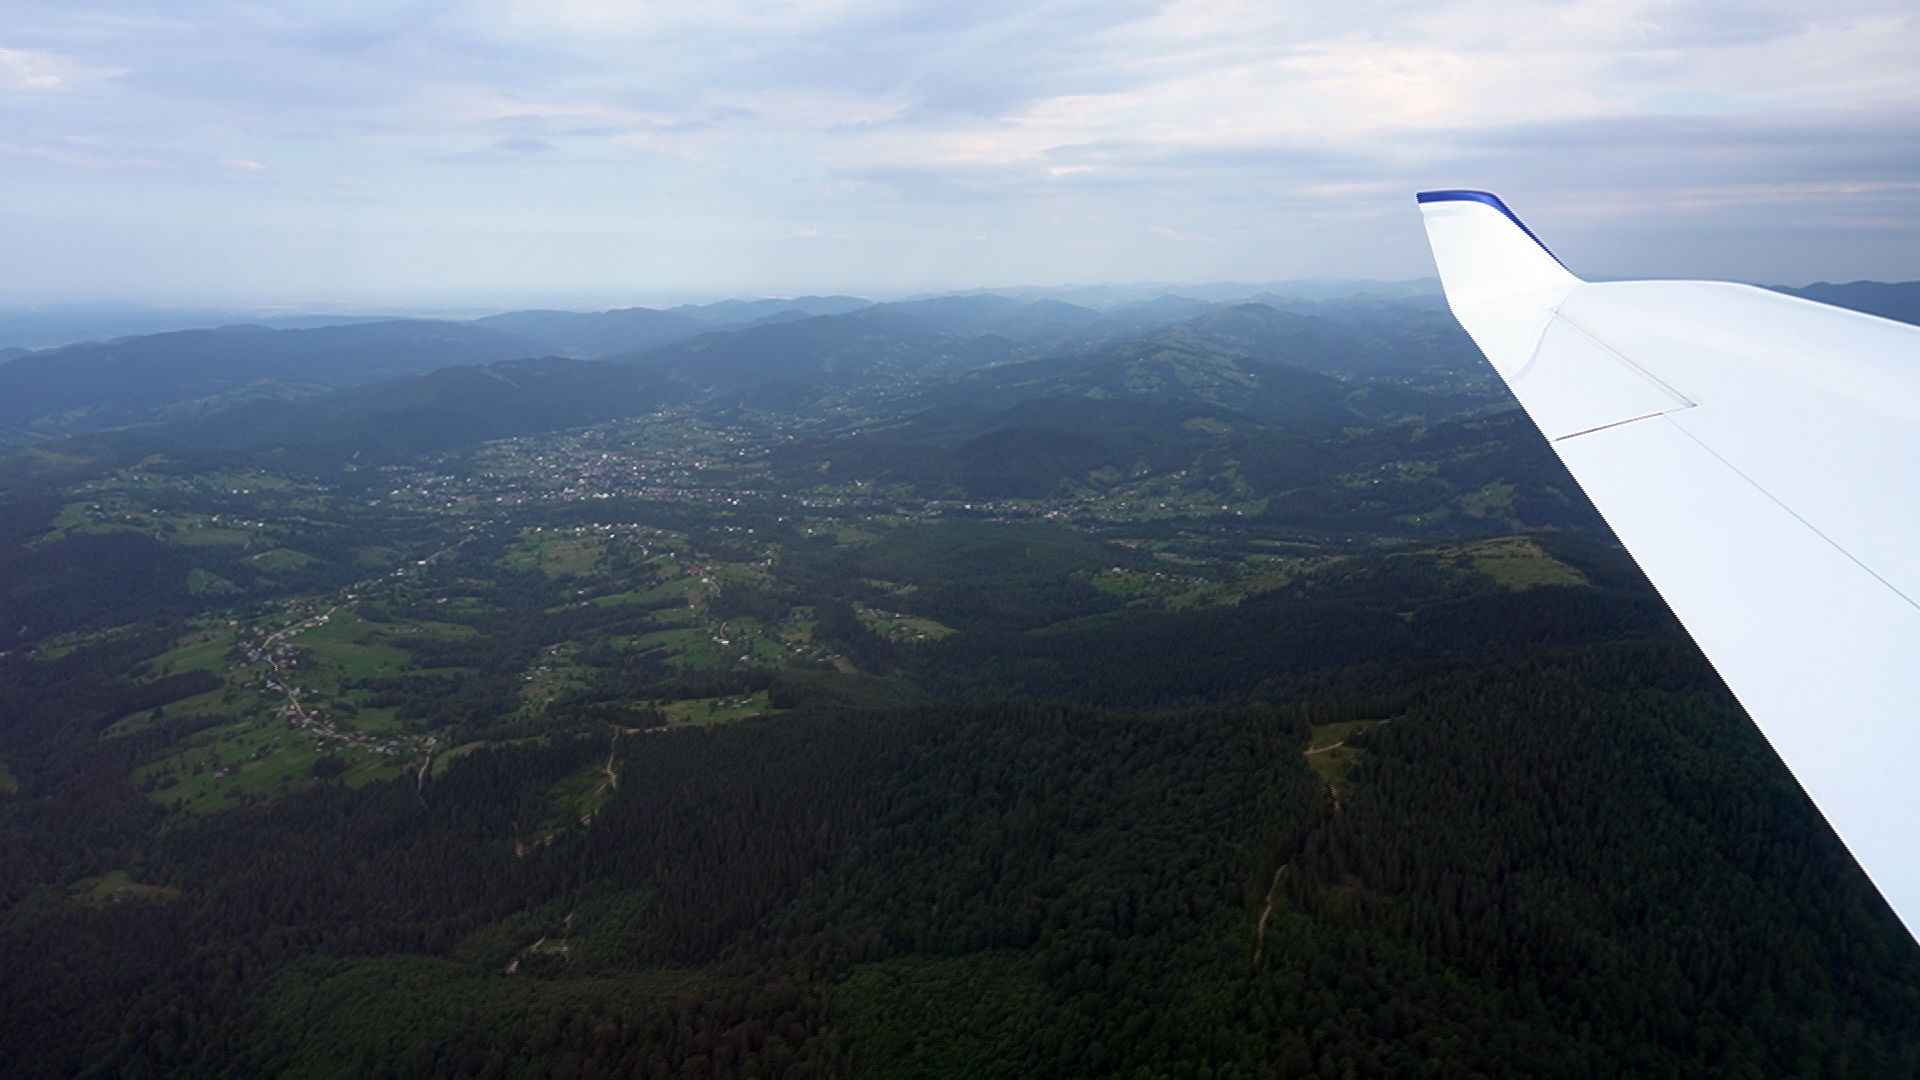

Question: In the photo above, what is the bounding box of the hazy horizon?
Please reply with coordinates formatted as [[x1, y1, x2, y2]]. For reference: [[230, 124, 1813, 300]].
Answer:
[[6, 1, 1920, 306], [12, 269, 1920, 352], [0, 278, 1454, 350]]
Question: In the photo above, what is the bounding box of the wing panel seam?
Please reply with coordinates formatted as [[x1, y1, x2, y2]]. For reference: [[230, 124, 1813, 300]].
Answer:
[[1657, 414, 1920, 615], [1550, 311, 1698, 407], [1551, 411, 1680, 441]]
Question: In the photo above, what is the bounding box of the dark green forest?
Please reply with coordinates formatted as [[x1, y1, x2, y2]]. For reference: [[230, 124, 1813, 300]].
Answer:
[[2, 292, 1916, 1077]]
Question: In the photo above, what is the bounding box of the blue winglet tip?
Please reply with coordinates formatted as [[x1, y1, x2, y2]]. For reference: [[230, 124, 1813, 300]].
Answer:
[[1415, 190, 1564, 267]]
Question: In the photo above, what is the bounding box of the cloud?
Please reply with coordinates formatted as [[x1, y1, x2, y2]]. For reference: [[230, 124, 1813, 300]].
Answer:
[[0, 45, 125, 92], [0, 48, 65, 89], [0, 0, 1917, 302]]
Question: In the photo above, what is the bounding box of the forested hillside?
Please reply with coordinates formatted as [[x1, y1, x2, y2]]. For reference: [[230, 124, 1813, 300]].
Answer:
[[1, 290, 1915, 1078]]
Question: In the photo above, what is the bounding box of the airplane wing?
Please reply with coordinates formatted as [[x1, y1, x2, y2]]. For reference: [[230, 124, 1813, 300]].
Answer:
[[1418, 190, 1920, 939]]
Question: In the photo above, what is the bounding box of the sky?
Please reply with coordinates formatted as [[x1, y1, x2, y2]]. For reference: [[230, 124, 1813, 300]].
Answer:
[[3, 0, 1918, 308]]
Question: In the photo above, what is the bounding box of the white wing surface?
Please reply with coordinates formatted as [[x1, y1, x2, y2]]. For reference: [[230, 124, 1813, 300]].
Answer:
[[1418, 190, 1920, 939]]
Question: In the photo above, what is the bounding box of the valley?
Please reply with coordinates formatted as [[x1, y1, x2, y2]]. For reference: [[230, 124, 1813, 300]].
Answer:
[[1, 288, 1915, 1078]]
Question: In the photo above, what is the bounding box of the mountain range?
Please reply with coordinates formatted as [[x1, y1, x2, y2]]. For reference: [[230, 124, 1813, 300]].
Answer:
[[0, 320, 548, 444], [5, 279, 1918, 477], [0, 288, 1478, 449]]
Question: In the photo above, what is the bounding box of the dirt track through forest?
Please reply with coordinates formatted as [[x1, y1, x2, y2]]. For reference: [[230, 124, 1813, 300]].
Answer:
[[1253, 865, 1287, 964]]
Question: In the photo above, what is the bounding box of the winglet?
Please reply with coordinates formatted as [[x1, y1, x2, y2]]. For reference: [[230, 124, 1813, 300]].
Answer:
[[1418, 191, 1582, 376]]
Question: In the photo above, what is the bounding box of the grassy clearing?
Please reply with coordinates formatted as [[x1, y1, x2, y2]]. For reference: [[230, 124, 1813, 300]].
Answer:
[[294, 611, 415, 685], [1307, 745, 1367, 797], [1218, 571, 1294, 603], [340, 754, 410, 790], [504, 532, 605, 578], [636, 627, 709, 653], [518, 646, 592, 712], [343, 706, 407, 737], [591, 589, 663, 608], [661, 690, 775, 727], [859, 609, 955, 642], [141, 722, 413, 814], [250, 548, 318, 571], [1306, 720, 1389, 799], [1088, 565, 1254, 610], [1457, 481, 1517, 519], [150, 624, 239, 676], [68, 870, 179, 908], [546, 755, 618, 829], [376, 617, 478, 642], [1307, 720, 1387, 753], [138, 718, 315, 814], [1162, 581, 1228, 610], [31, 624, 142, 662], [820, 524, 881, 546], [101, 683, 238, 738], [186, 568, 239, 595], [34, 507, 153, 544], [173, 526, 253, 547], [628, 574, 703, 606], [632, 624, 762, 671], [708, 618, 783, 660], [707, 561, 776, 588], [50, 500, 93, 531], [1090, 569, 1151, 596], [203, 469, 295, 492], [1458, 536, 1588, 590]]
